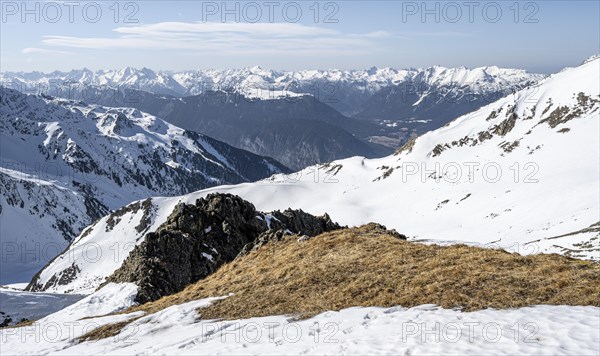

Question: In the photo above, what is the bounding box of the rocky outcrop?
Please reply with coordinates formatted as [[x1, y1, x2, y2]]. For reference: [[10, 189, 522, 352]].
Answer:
[[103, 193, 341, 303]]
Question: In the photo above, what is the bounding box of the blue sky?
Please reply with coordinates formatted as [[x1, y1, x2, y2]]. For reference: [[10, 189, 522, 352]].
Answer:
[[1, 1, 598, 73]]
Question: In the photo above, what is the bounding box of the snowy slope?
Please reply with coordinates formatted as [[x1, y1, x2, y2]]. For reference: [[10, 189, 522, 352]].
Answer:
[[29, 58, 599, 295], [207, 58, 598, 259], [1, 65, 543, 115], [0, 88, 287, 284], [1, 283, 598, 355]]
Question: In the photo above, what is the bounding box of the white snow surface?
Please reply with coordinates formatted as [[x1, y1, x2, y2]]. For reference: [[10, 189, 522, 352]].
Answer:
[[0, 283, 140, 354], [40, 283, 138, 323], [1, 291, 598, 355]]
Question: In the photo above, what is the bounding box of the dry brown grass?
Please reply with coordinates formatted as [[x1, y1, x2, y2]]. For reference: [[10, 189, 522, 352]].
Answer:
[[79, 224, 600, 341], [78, 320, 135, 342], [132, 223, 600, 319], [0, 319, 36, 329]]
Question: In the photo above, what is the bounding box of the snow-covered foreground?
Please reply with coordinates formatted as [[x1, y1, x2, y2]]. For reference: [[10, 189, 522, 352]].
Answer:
[[1, 284, 598, 355], [0, 284, 139, 354]]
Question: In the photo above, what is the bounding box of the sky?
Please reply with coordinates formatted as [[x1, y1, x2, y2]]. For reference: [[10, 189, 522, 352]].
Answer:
[[0, 1, 599, 73]]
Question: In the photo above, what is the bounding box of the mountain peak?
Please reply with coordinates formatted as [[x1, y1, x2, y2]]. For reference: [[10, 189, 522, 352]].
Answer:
[[582, 54, 600, 65]]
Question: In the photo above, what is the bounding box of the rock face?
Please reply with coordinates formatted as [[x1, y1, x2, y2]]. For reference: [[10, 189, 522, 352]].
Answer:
[[104, 193, 340, 303]]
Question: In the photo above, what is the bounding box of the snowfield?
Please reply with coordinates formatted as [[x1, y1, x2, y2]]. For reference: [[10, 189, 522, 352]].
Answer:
[[1, 283, 598, 355], [30, 58, 600, 295]]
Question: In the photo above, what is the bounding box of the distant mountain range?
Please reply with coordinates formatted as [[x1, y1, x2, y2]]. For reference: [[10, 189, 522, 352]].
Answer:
[[1, 66, 544, 169], [1, 65, 543, 115]]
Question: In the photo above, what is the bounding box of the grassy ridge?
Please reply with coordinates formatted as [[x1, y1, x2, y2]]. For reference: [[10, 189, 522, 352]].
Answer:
[[136, 223, 600, 319], [80, 223, 600, 341]]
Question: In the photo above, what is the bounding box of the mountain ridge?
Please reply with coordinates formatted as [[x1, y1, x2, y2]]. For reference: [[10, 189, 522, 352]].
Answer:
[[1, 65, 544, 116], [0, 88, 289, 284]]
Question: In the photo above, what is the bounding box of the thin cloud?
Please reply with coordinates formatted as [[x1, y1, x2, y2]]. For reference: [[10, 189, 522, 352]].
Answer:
[[21, 47, 72, 55], [38, 21, 388, 56], [112, 22, 340, 37], [402, 31, 472, 38]]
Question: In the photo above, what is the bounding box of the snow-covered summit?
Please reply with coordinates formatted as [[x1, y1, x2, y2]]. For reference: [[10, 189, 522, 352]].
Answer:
[[582, 54, 600, 65], [1, 65, 544, 115]]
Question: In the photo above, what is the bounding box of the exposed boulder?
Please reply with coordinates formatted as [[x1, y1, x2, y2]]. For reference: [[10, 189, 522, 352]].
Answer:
[[267, 208, 339, 237], [237, 229, 293, 257], [103, 193, 341, 303]]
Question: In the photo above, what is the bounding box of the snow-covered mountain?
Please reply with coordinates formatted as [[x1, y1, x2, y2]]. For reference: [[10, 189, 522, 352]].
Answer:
[[2, 67, 186, 97], [27, 58, 599, 295], [1, 65, 543, 116], [0, 84, 389, 170], [356, 65, 541, 138], [1, 65, 542, 168], [0, 88, 288, 284]]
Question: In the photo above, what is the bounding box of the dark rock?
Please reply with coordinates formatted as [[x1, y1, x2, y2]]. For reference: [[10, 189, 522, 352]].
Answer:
[[361, 222, 408, 240], [27, 263, 80, 292], [103, 193, 341, 304], [237, 229, 293, 258], [492, 108, 518, 136], [267, 208, 339, 237], [0, 312, 12, 328]]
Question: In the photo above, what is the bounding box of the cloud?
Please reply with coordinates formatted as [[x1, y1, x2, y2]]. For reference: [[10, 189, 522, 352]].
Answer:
[[402, 31, 472, 38], [21, 48, 72, 55], [113, 22, 341, 37], [362, 31, 393, 38], [38, 21, 388, 56]]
